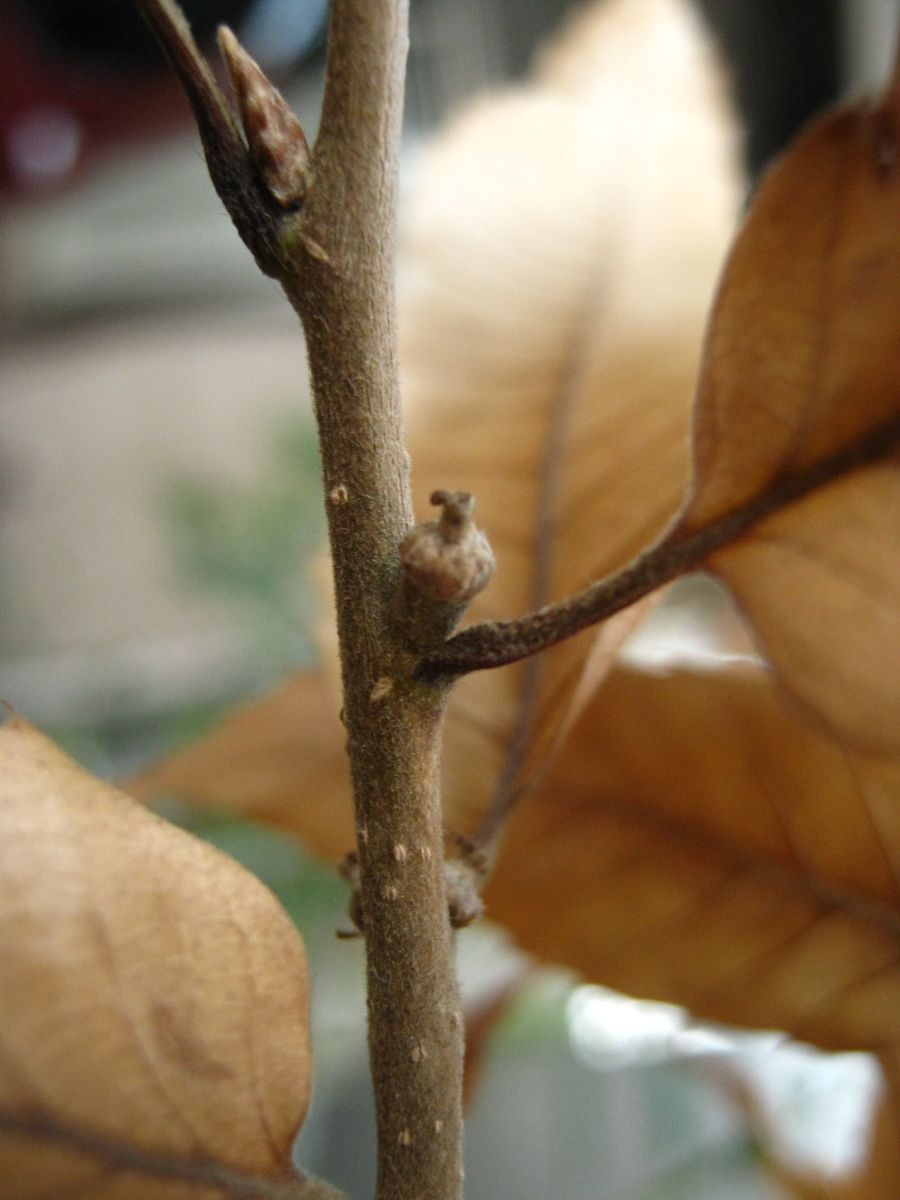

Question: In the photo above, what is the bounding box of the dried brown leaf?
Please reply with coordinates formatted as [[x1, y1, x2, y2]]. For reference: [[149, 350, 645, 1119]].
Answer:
[[128, 670, 353, 861], [0, 720, 319, 1199], [485, 663, 900, 1054], [131, 655, 900, 1066], [401, 0, 740, 811], [679, 61, 900, 755]]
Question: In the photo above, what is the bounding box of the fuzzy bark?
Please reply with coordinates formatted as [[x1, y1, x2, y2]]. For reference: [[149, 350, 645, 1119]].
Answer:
[[280, 4, 465, 1198], [135, 3, 469, 1194]]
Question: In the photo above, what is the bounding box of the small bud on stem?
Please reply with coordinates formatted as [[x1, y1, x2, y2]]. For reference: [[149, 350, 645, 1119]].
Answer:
[[401, 491, 495, 605], [218, 26, 310, 208], [398, 491, 495, 655]]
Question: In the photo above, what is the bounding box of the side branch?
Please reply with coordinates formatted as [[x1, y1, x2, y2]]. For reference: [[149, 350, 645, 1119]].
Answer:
[[418, 412, 900, 679]]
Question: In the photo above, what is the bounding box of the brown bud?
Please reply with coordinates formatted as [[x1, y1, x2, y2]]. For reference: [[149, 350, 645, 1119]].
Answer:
[[218, 26, 309, 208], [400, 492, 495, 605], [444, 834, 488, 929]]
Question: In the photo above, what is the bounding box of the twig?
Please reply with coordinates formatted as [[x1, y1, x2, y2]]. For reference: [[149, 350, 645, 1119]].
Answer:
[[418, 410, 900, 679], [280, 9, 467, 1195], [136, 2, 471, 1197]]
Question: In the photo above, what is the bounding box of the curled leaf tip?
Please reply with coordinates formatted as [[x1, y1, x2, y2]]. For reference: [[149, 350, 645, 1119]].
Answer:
[[218, 25, 310, 209], [402, 491, 494, 604]]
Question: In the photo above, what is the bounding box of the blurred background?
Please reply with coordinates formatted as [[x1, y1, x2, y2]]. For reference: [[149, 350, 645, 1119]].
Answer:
[[2, 1, 898, 1196]]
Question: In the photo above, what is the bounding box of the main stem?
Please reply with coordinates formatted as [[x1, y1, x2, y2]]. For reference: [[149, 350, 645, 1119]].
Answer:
[[283, 3, 464, 1197]]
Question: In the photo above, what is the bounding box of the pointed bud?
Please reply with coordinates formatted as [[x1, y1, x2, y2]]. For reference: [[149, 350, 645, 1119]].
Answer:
[[218, 25, 310, 208]]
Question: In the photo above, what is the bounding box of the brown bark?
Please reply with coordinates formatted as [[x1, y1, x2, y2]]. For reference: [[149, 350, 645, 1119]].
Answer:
[[135, 1, 466, 1196], [281, 6, 464, 1195]]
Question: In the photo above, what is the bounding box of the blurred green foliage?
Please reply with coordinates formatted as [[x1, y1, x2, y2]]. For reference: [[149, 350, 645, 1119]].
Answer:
[[162, 416, 325, 670]]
